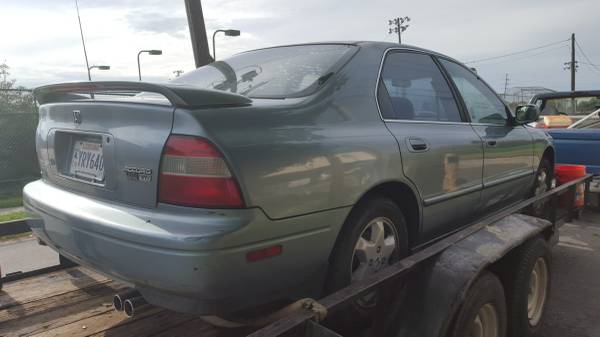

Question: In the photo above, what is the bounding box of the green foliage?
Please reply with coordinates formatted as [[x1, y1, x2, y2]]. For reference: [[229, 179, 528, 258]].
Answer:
[[0, 210, 25, 223], [0, 62, 37, 114], [0, 61, 40, 184], [0, 195, 23, 209]]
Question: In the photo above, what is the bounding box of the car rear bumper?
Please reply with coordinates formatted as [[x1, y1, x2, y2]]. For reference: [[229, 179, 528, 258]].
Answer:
[[23, 180, 347, 314]]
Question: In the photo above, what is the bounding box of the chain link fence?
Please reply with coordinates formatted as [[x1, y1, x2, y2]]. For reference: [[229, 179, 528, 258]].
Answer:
[[0, 88, 39, 209]]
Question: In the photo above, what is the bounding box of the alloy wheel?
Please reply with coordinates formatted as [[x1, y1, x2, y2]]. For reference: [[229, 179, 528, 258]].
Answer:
[[532, 170, 548, 215], [351, 217, 398, 307]]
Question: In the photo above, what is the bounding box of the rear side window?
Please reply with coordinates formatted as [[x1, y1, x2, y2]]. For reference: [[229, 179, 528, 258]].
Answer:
[[439, 59, 508, 125], [378, 52, 462, 122], [171, 44, 357, 99]]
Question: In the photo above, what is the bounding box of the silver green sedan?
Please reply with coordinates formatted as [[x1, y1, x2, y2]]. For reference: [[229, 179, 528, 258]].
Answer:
[[23, 42, 553, 315]]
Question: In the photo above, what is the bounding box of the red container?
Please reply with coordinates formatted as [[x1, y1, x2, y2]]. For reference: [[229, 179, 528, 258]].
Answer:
[[555, 164, 586, 208]]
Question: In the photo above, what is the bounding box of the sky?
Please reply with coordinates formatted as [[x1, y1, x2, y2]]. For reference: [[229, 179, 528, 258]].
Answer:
[[2, 0, 600, 93]]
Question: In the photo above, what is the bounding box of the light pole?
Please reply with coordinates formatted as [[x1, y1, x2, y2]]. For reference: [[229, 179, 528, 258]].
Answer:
[[212, 29, 240, 60], [388, 17, 410, 44], [87, 65, 110, 81], [137, 50, 162, 81]]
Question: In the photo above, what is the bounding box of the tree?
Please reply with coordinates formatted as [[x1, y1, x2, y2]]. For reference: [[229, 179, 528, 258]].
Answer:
[[0, 61, 36, 114]]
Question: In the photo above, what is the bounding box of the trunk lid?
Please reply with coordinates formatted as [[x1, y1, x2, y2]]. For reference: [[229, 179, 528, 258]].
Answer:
[[34, 81, 252, 208], [39, 102, 174, 208]]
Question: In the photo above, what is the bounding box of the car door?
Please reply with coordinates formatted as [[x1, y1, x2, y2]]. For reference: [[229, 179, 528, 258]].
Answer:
[[378, 50, 484, 243], [438, 59, 534, 212]]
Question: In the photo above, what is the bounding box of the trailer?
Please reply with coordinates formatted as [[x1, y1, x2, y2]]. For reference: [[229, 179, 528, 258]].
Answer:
[[0, 175, 592, 337]]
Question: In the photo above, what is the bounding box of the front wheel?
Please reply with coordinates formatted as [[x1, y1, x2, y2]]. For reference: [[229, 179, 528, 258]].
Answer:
[[529, 158, 552, 218]]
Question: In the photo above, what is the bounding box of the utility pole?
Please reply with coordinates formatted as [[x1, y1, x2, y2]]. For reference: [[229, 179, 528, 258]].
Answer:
[[571, 33, 576, 92], [185, 0, 214, 68], [503, 73, 510, 99], [388, 17, 410, 44]]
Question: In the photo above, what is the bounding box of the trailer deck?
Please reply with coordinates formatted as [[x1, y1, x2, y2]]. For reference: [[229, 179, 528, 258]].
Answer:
[[0, 267, 252, 337]]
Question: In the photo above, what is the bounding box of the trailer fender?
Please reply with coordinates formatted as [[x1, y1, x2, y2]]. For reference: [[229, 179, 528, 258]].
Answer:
[[389, 214, 553, 337]]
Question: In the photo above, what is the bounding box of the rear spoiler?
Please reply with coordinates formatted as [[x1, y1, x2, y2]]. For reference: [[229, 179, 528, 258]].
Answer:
[[33, 81, 252, 108]]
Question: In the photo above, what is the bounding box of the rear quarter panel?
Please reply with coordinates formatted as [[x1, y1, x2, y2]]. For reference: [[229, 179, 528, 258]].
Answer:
[[171, 45, 413, 220]]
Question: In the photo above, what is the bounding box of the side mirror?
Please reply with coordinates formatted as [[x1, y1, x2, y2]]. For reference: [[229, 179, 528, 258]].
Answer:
[[515, 104, 540, 124]]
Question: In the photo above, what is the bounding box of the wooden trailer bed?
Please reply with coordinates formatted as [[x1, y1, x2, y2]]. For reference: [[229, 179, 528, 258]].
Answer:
[[0, 267, 252, 337]]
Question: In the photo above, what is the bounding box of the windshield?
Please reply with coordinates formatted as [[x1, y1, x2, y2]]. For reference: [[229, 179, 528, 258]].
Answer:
[[536, 96, 600, 116], [171, 44, 357, 99]]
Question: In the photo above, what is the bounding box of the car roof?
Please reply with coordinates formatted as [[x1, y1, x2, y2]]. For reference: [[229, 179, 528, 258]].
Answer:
[[236, 41, 464, 65], [531, 90, 600, 101]]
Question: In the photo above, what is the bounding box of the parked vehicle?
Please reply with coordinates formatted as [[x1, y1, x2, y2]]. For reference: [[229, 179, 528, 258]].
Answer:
[[23, 42, 554, 316], [530, 90, 600, 128], [547, 109, 600, 192]]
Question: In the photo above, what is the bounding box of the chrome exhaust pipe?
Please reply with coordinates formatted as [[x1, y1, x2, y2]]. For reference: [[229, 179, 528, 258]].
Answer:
[[124, 296, 149, 318], [113, 289, 140, 312]]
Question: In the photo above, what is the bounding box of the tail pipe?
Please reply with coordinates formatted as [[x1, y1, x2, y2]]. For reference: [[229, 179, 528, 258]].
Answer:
[[113, 289, 140, 312], [124, 296, 149, 318]]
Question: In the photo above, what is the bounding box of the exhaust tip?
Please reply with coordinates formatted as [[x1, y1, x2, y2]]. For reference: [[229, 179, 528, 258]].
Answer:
[[124, 296, 148, 318], [113, 295, 124, 311], [124, 299, 134, 317], [113, 289, 139, 312]]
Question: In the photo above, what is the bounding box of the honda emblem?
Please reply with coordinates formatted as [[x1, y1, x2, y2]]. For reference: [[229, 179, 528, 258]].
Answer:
[[73, 110, 82, 124]]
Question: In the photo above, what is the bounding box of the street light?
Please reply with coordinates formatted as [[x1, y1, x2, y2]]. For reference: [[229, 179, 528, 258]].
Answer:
[[212, 29, 241, 60], [87, 65, 110, 81], [137, 49, 162, 81]]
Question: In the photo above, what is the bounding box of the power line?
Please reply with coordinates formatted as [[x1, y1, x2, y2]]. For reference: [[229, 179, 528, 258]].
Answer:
[[575, 40, 600, 74], [475, 44, 569, 66], [464, 39, 570, 64]]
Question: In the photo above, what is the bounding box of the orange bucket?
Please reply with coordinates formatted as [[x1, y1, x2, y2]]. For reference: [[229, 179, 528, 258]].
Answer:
[[555, 164, 586, 208]]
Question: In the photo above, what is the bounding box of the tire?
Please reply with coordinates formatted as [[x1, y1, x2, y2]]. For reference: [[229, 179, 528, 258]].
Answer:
[[325, 197, 409, 310], [506, 238, 551, 337], [529, 157, 553, 218], [450, 271, 507, 337]]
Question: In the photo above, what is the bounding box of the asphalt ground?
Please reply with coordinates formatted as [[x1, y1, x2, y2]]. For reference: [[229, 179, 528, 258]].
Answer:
[[538, 210, 600, 337]]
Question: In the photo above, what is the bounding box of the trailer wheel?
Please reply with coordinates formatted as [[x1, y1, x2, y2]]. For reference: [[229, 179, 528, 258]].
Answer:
[[450, 272, 507, 337], [507, 238, 550, 337], [325, 197, 408, 311]]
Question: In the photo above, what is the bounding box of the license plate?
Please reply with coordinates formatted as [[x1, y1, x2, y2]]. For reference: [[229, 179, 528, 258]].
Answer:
[[70, 140, 104, 182], [590, 177, 600, 193]]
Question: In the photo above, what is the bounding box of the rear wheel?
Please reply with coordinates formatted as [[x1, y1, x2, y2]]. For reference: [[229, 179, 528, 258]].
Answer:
[[450, 272, 507, 337], [326, 197, 409, 310]]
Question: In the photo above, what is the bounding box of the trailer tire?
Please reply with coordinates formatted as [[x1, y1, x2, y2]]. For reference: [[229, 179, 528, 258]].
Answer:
[[507, 238, 551, 337], [450, 271, 507, 337], [325, 196, 408, 313]]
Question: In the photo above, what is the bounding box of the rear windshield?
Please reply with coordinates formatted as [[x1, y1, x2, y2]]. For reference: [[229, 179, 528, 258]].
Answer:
[[171, 44, 357, 99]]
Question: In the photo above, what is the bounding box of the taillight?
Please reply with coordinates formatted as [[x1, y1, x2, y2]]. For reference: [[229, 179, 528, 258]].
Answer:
[[158, 135, 244, 208]]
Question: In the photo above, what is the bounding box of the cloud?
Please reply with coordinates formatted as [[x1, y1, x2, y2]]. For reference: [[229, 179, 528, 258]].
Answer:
[[126, 11, 188, 38], [2, 0, 600, 91]]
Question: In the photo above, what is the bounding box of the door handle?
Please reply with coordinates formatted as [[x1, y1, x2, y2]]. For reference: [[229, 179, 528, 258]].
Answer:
[[408, 137, 429, 152], [487, 140, 497, 147]]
